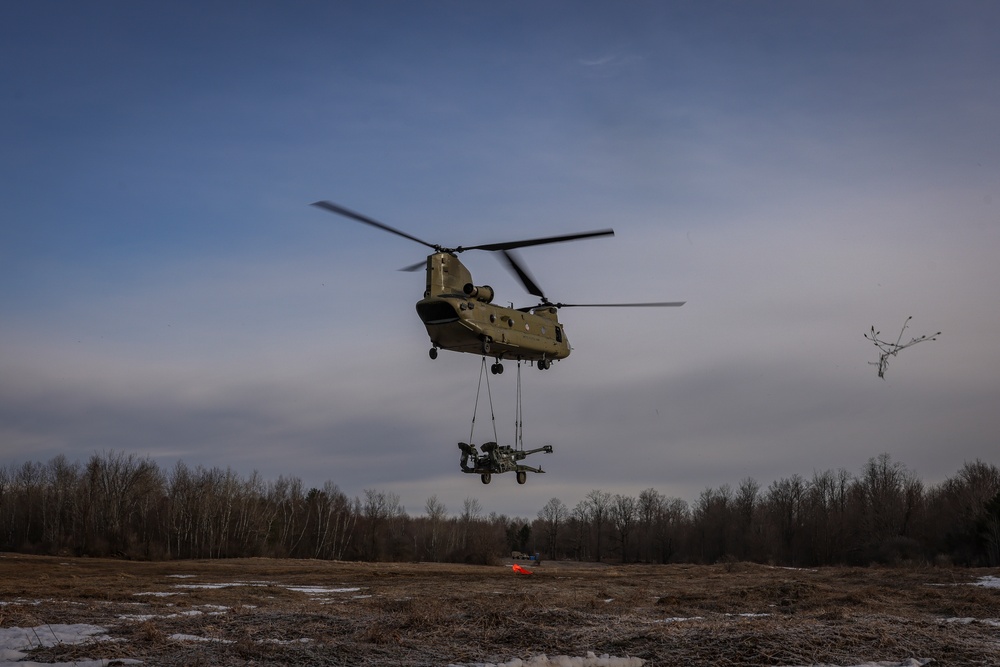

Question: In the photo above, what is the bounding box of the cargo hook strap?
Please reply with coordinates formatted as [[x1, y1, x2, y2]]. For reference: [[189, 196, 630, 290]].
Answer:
[[469, 357, 499, 445]]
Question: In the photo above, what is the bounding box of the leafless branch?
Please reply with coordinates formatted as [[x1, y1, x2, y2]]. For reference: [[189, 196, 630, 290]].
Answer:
[[864, 316, 941, 379]]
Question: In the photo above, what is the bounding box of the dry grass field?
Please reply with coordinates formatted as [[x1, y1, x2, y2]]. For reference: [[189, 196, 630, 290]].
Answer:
[[1, 553, 998, 666]]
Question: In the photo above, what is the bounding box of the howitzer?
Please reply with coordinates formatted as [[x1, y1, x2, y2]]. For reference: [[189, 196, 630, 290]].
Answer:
[[458, 441, 553, 485]]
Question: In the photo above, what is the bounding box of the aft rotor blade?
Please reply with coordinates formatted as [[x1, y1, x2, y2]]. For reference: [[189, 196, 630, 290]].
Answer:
[[464, 228, 615, 252], [499, 250, 545, 299], [311, 201, 439, 251], [554, 301, 686, 308]]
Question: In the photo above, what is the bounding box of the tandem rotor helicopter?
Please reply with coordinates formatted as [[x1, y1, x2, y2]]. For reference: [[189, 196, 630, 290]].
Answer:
[[311, 200, 685, 374]]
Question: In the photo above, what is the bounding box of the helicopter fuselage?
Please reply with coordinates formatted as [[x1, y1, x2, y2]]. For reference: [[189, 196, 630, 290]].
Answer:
[[416, 252, 570, 364]]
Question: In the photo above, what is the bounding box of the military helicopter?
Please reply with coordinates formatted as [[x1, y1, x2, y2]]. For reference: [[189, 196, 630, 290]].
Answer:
[[312, 200, 684, 373]]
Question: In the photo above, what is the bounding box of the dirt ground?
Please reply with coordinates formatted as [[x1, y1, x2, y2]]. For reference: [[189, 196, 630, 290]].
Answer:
[[1, 554, 998, 666]]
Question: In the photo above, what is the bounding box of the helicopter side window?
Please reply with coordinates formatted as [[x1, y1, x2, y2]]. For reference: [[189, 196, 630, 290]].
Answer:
[[555, 327, 562, 343]]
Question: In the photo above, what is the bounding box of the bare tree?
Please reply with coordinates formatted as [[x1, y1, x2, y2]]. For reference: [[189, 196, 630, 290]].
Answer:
[[855, 453, 925, 563], [803, 469, 852, 565], [926, 460, 1000, 564], [570, 500, 590, 561], [983, 493, 1000, 566], [693, 485, 733, 563], [537, 497, 567, 558], [611, 494, 637, 562], [734, 477, 760, 560], [307, 482, 354, 560], [637, 489, 664, 563], [424, 495, 447, 562], [362, 489, 402, 561], [763, 475, 806, 565], [661, 497, 689, 563], [84, 451, 162, 556], [584, 490, 613, 562]]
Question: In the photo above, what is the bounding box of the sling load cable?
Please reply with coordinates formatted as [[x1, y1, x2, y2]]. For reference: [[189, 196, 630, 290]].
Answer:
[[514, 361, 524, 453], [468, 357, 499, 446]]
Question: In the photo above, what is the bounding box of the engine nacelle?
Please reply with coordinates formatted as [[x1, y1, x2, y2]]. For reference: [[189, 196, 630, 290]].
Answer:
[[463, 283, 495, 303]]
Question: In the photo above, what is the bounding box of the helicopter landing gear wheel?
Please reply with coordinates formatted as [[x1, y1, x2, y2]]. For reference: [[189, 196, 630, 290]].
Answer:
[[516, 471, 527, 485], [429, 347, 438, 360], [482, 336, 492, 355], [537, 359, 549, 370], [481, 473, 492, 485]]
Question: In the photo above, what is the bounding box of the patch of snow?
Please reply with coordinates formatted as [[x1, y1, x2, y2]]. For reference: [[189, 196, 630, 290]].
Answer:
[[119, 604, 232, 623], [940, 617, 1000, 627], [117, 614, 158, 622], [119, 609, 204, 622], [168, 633, 234, 644], [165, 574, 197, 578], [1, 661, 141, 667], [172, 580, 273, 590], [765, 566, 820, 572], [0, 624, 121, 665], [449, 652, 644, 667], [286, 586, 361, 594], [651, 616, 703, 623], [974, 575, 1000, 588], [778, 660, 932, 667], [132, 592, 182, 597]]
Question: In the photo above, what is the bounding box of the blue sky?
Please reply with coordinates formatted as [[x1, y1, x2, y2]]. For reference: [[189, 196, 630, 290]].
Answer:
[[3, 2, 999, 518]]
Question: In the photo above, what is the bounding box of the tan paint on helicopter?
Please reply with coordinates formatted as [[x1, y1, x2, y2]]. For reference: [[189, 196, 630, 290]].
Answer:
[[417, 252, 570, 363]]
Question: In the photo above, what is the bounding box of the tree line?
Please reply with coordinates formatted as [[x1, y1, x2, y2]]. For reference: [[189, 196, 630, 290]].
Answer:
[[1, 451, 998, 566]]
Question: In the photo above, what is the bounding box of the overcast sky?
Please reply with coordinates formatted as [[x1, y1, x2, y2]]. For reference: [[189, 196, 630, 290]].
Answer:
[[3, 2, 999, 519]]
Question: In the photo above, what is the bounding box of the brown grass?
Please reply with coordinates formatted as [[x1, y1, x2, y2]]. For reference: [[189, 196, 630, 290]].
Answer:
[[1, 554, 998, 666]]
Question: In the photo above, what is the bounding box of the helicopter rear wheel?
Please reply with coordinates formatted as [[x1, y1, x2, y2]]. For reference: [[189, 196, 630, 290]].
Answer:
[[481, 473, 492, 484], [516, 471, 527, 485], [537, 359, 549, 370], [429, 347, 438, 360]]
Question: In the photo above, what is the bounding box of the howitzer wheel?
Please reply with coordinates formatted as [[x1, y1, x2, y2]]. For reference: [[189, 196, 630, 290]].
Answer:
[[481, 473, 492, 484], [516, 471, 527, 485]]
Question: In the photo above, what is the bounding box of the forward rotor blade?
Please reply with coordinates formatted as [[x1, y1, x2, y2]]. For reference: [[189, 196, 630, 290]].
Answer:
[[499, 250, 545, 299], [464, 228, 615, 252], [311, 201, 439, 251], [399, 259, 427, 272], [554, 301, 686, 308]]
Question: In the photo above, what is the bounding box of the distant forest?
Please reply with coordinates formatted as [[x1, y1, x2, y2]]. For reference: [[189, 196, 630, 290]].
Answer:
[[1, 451, 998, 567]]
